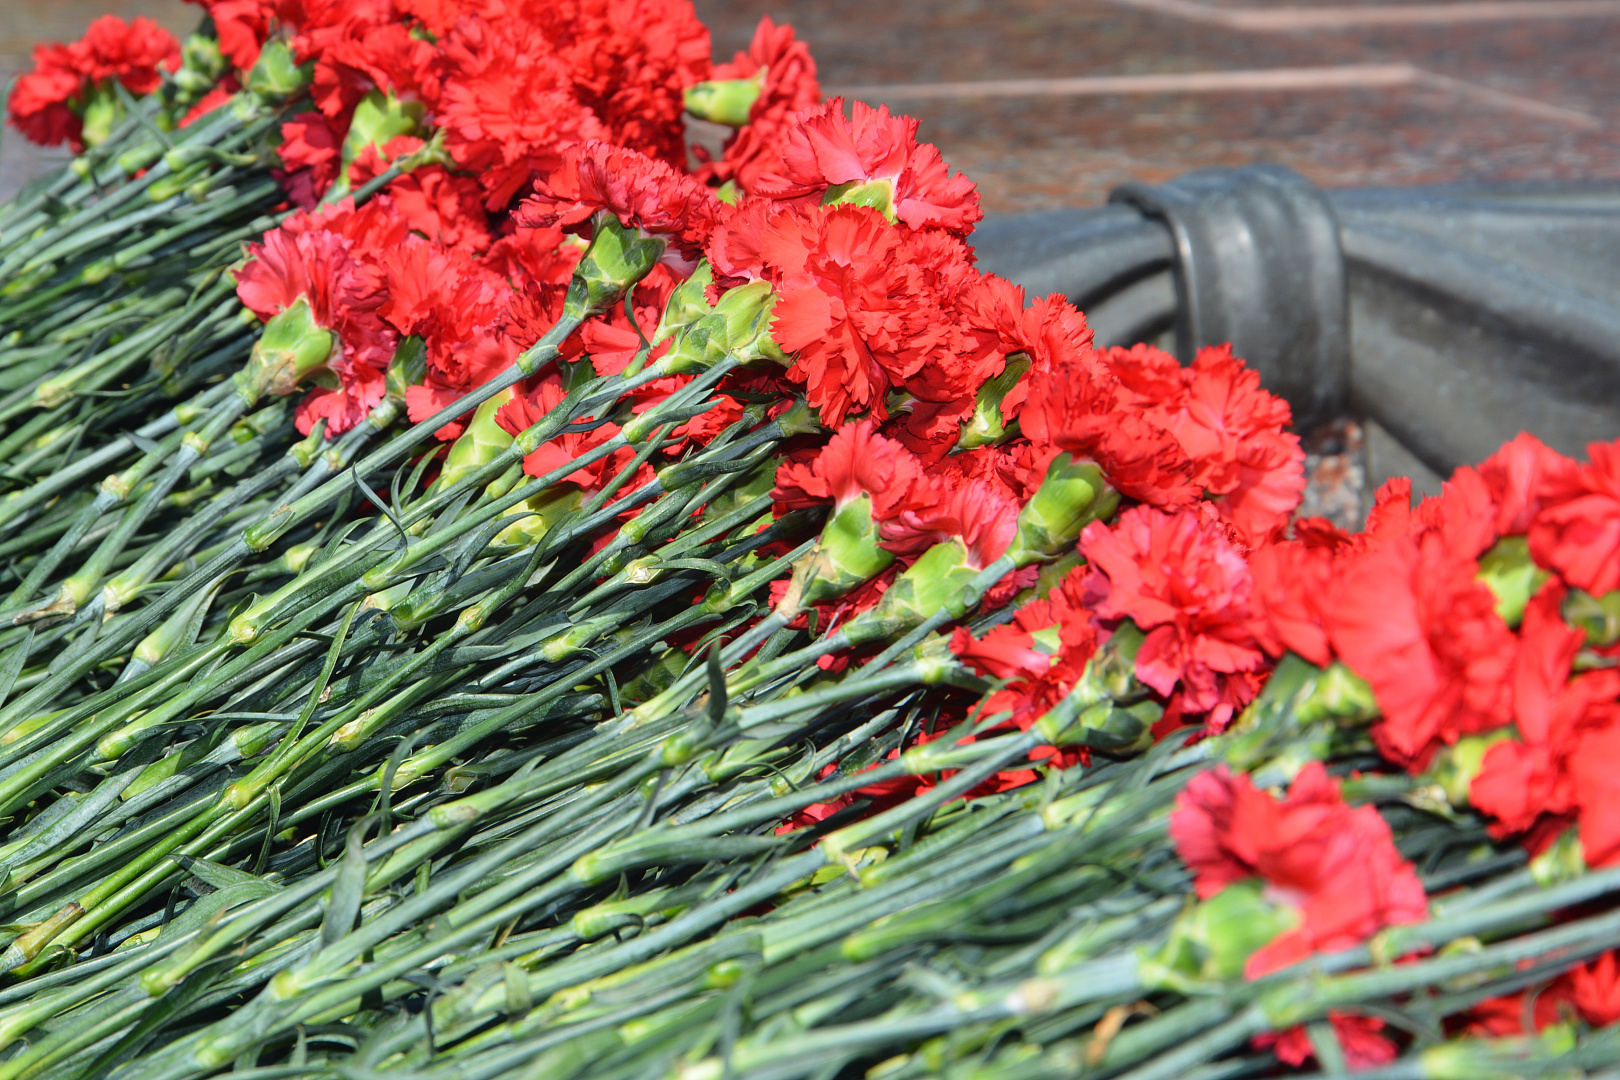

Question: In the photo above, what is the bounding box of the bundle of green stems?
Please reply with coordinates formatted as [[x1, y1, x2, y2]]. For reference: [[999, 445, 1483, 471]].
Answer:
[[0, 84, 1614, 1080]]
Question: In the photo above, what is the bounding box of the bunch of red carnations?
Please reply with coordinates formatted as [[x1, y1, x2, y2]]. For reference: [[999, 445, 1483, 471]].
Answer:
[[0, 4, 1619, 1080]]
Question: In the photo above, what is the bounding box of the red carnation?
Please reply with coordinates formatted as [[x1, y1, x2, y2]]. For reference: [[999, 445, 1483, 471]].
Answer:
[[1256, 1014, 1398, 1072], [714, 200, 967, 428], [1171, 763, 1427, 978], [1246, 531, 1344, 667], [235, 198, 407, 436], [698, 16, 822, 193], [771, 418, 922, 519], [1142, 344, 1305, 545], [276, 112, 344, 210], [518, 141, 721, 264], [951, 564, 1098, 731], [1477, 432, 1578, 537], [1469, 582, 1620, 859], [381, 237, 524, 440], [1528, 440, 1620, 596], [755, 99, 981, 237], [1080, 506, 1267, 731], [310, 19, 437, 122], [8, 16, 179, 151], [496, 370, 643, 492], [185, 0, 273, 71], [879, 474, 1020, 570], [1327, 530, 1516, 770], [433, 11, 606, 209], [553, 0, 711, 167], [1572, 952, 1620, 1026]]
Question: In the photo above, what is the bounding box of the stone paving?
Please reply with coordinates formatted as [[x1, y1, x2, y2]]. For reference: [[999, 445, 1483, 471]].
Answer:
[[693, 0, 1620, 211]]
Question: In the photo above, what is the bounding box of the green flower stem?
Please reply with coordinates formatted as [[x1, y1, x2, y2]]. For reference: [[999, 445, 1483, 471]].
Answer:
[[178, 784, 655, 1072], [1, 101, 245, 243], [5, 193, 191, 281], [77, 179, 282, 284], [3, 443, 761, 952], [0, 105, 259, 275], [3, 423, 195, 606], [29, 392, 251, 620]]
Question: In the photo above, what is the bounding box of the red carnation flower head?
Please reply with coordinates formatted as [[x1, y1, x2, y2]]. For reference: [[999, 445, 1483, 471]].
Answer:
[[517, 141, 722, 268], [1478, 432, 1579, 537], [1528, 439, 1620, 596], [392, 0, 460, 36], [1256, 1014, 1398, 1072], [713, 200, 964, 428], [8, 15, 179, 151], [951, 564, 1099, 731], [693, 16, 822, 194], [754, 98, 982, 237], [1171, 762, 1427, 978], [1573, 952, 1620, 1027], [1020, 345, 1203, 512], [235, 197, 407, 435], [552, 0, 712, 167], [1245, 530, 1344, 668], [972, 287, 1097, 436], [879, 473, 1020, 571], [433, 11, 607, 209], [1080, 505, 1267, 731], [1144, 344, 1306, 545], [309, 18, 437, 124], [380, 236, 532, 440], [185, 0, 274, 71], [275, 111, 344, 209], [1326, 529, 1517, 771], [1469, 578, 1620, 864], [771, 418, 922, 519]]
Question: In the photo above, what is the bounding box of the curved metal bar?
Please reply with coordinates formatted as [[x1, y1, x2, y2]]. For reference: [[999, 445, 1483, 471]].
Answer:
[[972, 168, 1620, 477]]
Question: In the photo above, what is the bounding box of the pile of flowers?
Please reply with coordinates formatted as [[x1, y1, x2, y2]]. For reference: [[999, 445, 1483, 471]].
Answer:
[[0, 4, 1618, 1080]]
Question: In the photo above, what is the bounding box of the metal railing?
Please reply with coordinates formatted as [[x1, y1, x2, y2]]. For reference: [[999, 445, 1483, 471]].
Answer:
[[973, 166, 1620, 479]]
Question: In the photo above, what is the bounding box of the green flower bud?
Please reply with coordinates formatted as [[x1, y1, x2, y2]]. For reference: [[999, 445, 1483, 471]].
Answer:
[[433, 389, 514, 493], [1004, 454, 1119, 567], [1154, 880, 1301, 983], [241, 297, 337, 404], [958, 353, 1032, 449], [1529, 827, 1586, 886], [324, 90, 425, 199], [246, 39, 313, 100], [714, 278, 786, 365], [651, 262, 716, 347], [843, 539, 981, 645], [495, 487, 581, 548], [78, 85, 123, 149], [1294, 661, 1381, 726], [1417, 1024, 1575, 1080], [1564, 587, 1620, 648], [385, 335, 427, 406], [683, 76, 764, 127], [1032, 622, 1149, 747], [777, 494, 895, 620], [563, 215, 668, 324], [1477, 536, 1549, 628], [822, 178, 896, 222], [173, 34, 226, 100]]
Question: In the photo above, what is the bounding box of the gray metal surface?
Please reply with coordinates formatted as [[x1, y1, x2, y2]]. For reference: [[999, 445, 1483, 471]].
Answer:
[[971, 168, 1620, 477]]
